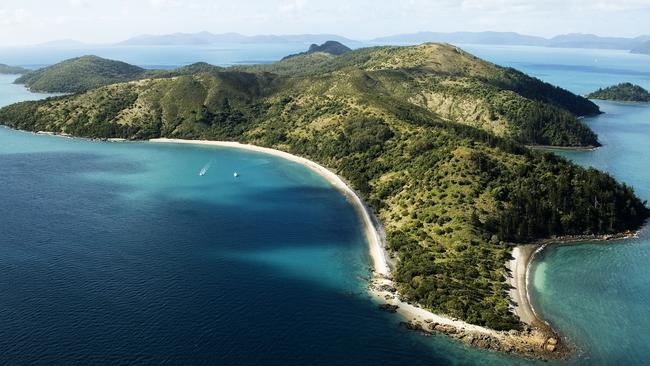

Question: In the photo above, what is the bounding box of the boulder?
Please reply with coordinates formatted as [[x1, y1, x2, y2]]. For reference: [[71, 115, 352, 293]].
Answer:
[[378, 303, 399, 313], [546, 344, 557, 352]]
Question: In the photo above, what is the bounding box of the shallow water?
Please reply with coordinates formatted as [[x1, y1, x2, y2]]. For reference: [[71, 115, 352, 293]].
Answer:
[[464, 45, 650, 365], [527, 101, 650, 365]]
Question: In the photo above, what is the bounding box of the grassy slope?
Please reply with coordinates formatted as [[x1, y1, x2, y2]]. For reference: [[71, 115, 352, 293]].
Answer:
[[14, 55, 146, 93], [1, 43, 647, 330]]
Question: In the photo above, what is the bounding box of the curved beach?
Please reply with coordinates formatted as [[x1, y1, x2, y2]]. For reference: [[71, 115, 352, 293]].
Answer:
[[150, 138, 390, 274], [507, 245, 546, 328], [149, 138, 558, 359]]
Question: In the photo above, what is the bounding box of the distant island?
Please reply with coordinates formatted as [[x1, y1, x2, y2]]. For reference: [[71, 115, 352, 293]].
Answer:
[[109, 31, 650, 53], [282, 41, 351, 60], [587, 83, 650, 102], [117, 32, 359, 47], [0, 63, 29, 75], [631, 41, 650, 55], [372, 32, 650, 51], [1, 43, 647, 359]]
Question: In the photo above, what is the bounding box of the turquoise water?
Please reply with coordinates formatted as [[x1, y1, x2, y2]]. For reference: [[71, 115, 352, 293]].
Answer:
[[527, 101, 650, 365], [465, 45, 650, 365], [2, 44, 650, 364], [0, 78, 530, 365]]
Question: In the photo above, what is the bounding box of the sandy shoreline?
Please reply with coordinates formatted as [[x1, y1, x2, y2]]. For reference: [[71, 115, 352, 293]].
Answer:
[[149, 138, 390, 276], [506, 245, 549, 329], [150, 138, 561, 359], [149, 139, 499, 330]]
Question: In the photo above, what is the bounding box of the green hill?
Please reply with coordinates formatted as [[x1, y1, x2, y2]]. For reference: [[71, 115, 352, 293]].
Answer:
[[0, 63, 29, 74], [1, 43, 646, 330], [241, 44, 601, 147], [587, 83, 650, 102], [282, 40, 352, 60], [14, 55, 146, 93]]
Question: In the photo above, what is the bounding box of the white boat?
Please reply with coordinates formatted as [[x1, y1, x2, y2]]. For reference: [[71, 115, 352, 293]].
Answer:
[[233, 172, 239, 178], [199, 163, 210, 176]]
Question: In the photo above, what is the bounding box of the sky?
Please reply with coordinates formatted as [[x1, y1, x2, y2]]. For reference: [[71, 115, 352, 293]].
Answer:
[[1, 0, 650, 46]]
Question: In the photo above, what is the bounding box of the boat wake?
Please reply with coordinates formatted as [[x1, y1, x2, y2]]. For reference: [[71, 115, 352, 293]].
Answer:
[[199, 163, 211, 176]]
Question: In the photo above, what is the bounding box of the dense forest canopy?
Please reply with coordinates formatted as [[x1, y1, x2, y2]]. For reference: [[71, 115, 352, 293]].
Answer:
[[1, 43, 647, 330], [587, 83, 650, 102]]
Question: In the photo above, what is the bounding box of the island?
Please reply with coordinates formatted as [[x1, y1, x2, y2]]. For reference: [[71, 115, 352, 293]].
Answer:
[[587, 83, 650, 102], [1, 43, 647, 360], [14, 55, 147, 93], [0, 63, 29, 74], [282, 40, 351, 60], [631, 41, 650, 55]]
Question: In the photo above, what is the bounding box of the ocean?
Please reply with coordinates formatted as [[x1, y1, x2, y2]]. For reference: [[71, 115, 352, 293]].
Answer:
[[0, 43, 649, 365]]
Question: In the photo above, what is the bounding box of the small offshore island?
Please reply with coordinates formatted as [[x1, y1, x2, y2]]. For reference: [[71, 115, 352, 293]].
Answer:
[[1, 42, 649, 360], [587, 83, 650, 103]]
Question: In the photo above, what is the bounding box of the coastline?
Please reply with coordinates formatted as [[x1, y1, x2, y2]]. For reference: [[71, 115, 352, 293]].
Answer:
[[149, 138, 561, 360], [507, 245, 547, 329], [503, 231, 641, 355], [527, 144, 598, 151], [148, 138, 390, 275]]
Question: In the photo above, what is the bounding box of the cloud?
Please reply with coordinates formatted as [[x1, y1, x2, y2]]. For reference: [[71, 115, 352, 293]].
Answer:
[[66, 0, 89, 7], [145, 0, 181, 9], [278, 0, 308, 14], [458, 0, 650, 13], [0, 8, 31, 26]]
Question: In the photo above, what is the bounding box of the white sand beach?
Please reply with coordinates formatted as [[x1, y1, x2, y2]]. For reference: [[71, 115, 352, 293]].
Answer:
[[507, 245, 545, 327], [149, 138, 389, 275], [149, 138, 556, 358]]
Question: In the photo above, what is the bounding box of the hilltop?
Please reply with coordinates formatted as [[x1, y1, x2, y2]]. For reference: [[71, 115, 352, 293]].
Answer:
[[14, 56, 146, 93], [587, 83, 650, 102], [1, 43, 646, 334], [0, 63, 29, 75], [282, 41, 352, 60]]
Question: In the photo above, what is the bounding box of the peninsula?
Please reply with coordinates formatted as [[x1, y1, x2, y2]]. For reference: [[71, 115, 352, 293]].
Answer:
[[0, 63, 29, 75], [1, 43, 647, 359]]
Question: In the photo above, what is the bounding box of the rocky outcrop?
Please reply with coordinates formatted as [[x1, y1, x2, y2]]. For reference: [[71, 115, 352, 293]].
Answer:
[[401, 319, 564, 360], [378, 304, 399, 313], [371, 276, 566, 361]]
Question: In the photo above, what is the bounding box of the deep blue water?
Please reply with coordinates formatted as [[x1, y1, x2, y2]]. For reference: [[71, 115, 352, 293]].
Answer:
[[1, 44, 650, 365], [0, 77, 526, 365]]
